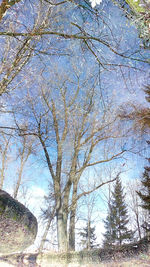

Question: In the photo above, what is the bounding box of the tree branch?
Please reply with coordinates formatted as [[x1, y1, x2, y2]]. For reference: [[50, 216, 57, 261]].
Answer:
[[0, 0, 21, 21], [76, 176, 118, 203], [77, 150, 126, 173], [0, 30, 149, 64]]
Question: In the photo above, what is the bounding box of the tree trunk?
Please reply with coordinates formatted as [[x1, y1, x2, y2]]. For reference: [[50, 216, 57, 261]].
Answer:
[[68, 180, 78, 251], [39, 217, 52, 251], [56, 206, 68, 251], [69, 207, 76, 251], [39, 205, 56, 251], [0, 138, 10, 189], [13, 163, 23, 199], [87, 220, 91, 250], [13, 138, 31, 199], [0, 165, 5, 189], [136, 213, 142, 240]]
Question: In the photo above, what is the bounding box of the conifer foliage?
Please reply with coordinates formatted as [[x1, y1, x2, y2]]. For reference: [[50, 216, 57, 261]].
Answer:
[[136, 156, 150, 237], [79, 220, 97, 250], [103, 175, 133, 247], [135, 85, 150, 235], [137, 162, 150, 212], [103, 203, 116, 248]]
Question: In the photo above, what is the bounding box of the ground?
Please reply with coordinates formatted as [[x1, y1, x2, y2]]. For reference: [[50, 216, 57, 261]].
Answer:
[[0, 247, 150, 267]]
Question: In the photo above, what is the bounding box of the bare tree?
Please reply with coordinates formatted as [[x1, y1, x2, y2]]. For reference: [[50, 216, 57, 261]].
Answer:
[[13, 134, 34, 199], [127, 179, 142, 240], [11, 68, 128, 251], [0, 133, 12, 189], [127, 179, 149, 240], [0, 0, 23, 22], [77, 176, 99, 250], [0, 0, 53, 96], [119, 84, 150, 133], [0, 0, 148, 99], [39, 184, 56, 251]]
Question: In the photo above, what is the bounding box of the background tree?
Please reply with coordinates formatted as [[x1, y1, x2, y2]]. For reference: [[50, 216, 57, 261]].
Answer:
[[79, 220, 98, 250], [119, 84, 150, 133], [126, 177, 150, 241], [136, 156, 150, 239], [0, 0, 149, 99], [127, 179, 143, 240], [103, 202, 116, 248], [77, 177, 100, 250], [137, 162, 150, 212], [39, 184, 56, 251], [111, 0, 150, 48], [0, 133, 12, 189], [0, 0, 52, 96], [103, 175, 133, 247], [13, 134, 34, 199]]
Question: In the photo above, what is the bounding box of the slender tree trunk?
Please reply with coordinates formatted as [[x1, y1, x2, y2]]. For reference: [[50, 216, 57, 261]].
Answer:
[[13, 163, 24, 199], [136, 213, 142, 240], [87, 220, 91, 250], [0, 162, 5, 189], [0, 136, 10, 189], [39, 211, 55, 252], [13, 136, 32, 199], [118, 225, 122, 246], [39, 219, 52, 252]]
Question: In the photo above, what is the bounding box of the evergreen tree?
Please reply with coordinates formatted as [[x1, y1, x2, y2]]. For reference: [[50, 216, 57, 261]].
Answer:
[[79, 220, 98, 250], [103, 175, 133, 247], [136, 157, 150, 238], [103, 203, 116, 248], [137, 164, 150, 212], [136, 86, 150, 214]]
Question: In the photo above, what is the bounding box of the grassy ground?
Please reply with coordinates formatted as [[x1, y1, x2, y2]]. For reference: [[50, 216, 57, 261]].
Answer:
[[0, 241, 150, 267], [0, 254, 150, 267], [1, 255, 150, 266]]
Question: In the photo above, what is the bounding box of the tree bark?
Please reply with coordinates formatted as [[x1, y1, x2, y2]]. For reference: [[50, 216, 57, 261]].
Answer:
[[87, 220, 91, 250], [68, 180, 78, 251], [56, 206, 68, 251], [69, 205, 76, 251], [0, 135, 11, 189], [136, 213, 142, 240]]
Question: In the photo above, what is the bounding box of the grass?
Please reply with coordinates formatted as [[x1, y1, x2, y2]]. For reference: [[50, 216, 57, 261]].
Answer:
[[0, 239, 150, 266]]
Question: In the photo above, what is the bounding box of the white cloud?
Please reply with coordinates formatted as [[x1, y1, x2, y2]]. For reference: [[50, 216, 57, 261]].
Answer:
[[23, 185, 46, 217], [5, 185, 46, 218], [89, 0, 102, 8]]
